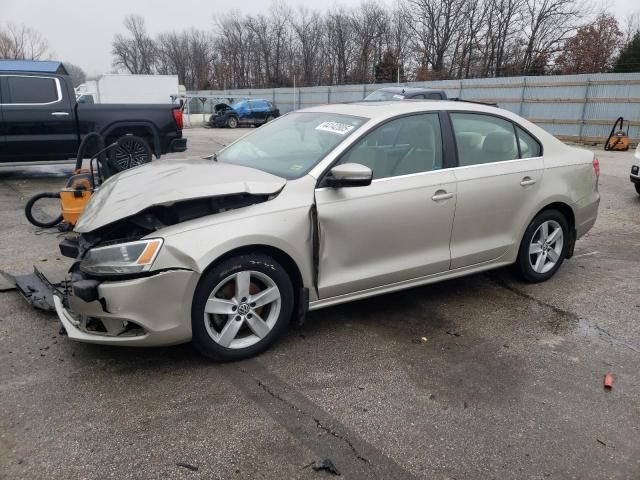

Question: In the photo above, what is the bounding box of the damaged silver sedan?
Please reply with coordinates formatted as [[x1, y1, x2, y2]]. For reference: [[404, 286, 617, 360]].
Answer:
[[51, 101, 599, 361]]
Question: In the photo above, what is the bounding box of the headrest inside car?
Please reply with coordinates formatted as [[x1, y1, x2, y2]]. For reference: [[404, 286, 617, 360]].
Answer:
[[483, 131, 515, 154]]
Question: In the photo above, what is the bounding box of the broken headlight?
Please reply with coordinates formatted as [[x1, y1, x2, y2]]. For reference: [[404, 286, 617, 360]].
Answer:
[[80, 239, 163, 275]]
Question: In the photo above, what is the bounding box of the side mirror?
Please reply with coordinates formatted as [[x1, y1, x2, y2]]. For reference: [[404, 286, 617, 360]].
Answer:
[[325, 163, 373, 188]]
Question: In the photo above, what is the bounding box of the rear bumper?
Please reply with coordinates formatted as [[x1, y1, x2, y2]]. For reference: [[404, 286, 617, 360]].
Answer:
[[56, 269, 199, 347], [170, 137, 187, 152]]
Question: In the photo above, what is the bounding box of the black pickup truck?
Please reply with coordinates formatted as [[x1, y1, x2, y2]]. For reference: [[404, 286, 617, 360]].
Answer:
[[0, 60, 186, 164]]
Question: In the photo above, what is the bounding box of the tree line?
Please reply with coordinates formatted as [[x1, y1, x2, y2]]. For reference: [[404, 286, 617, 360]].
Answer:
[[111, 1, 640, 91]]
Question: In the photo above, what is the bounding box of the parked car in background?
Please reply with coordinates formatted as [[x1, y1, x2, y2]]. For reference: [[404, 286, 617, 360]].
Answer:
[[209, 99, 280, 128], [364, 87, 448, 101], [631, 144, 640, 195], [0, 60, 186, 165], [52, 100, 599, 361]]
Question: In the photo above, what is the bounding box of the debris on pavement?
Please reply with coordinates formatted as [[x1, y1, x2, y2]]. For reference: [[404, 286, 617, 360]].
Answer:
[[312, 459, 341, 475], [176, 462, 199, 472], [596, 438, 607, 446], [604, 373, 614, 390], [446, 330, 462, 337]]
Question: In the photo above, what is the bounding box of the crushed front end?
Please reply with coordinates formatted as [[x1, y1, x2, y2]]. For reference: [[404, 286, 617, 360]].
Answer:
[[53, 233, 198, 346]]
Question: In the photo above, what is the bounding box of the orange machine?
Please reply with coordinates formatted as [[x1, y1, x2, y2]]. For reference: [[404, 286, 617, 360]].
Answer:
[[604, 117, 630, 152]]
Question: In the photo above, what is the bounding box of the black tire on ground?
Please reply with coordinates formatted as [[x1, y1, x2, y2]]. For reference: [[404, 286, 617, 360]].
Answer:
[[25, 192, 62, 228], [515, 209, 569, 283], [191, 253, 294, 362], [635, 183, 640, 195], [265, 115, 274, 124], [227, 116, 238, 129], [107, 135, 152, 172]]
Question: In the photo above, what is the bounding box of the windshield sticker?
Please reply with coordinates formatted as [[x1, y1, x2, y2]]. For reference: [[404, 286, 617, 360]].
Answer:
[[315, 121, 356, 135], [393, 94, 404, 99]]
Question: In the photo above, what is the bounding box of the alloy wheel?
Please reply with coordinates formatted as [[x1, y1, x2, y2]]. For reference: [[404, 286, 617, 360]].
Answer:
[[112, 138, 150, 170], [528, 220, 564, 274], [203, 270, 281, 349]]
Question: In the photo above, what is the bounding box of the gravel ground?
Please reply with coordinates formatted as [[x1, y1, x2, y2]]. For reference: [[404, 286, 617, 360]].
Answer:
[[1, 127, 639, 479]]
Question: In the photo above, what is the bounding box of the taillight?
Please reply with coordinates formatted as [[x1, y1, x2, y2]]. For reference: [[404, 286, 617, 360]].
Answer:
[[172, 108, 183, 130], [592, 157, 600, 177]]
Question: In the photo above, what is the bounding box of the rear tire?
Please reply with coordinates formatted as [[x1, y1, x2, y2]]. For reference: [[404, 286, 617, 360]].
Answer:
[[635, 183, 640, 195], [191, 254, 294, 362], [108, 135, 152, 172], [25, 192, 62, 228], [516, 209, 569, 283]]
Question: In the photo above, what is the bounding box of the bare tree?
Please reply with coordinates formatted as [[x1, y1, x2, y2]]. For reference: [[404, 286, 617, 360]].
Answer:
[[112, 15, 157, 74], [64, 62, 87, 87], [519, 0, 585, 74], [0, 23, 50, 60]]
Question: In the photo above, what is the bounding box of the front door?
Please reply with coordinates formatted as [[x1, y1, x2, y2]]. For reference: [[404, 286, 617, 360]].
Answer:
[[315, 112, 457, 299], [448, 112, 544, 268], [0, 74, 77, 163]]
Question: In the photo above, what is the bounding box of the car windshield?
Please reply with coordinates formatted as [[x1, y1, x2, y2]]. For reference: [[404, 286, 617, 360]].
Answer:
[[364, 90, 405, 101], [217, 112, 367, 179]]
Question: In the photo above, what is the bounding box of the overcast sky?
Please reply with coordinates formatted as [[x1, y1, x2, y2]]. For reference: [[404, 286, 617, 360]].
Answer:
[[0, 0, 632, 76]]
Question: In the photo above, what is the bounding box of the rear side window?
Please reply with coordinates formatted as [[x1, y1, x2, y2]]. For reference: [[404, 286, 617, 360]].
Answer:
[[451, 113, 519, 166], [516, 126, 541, 158], [6, 76, 60, 104]]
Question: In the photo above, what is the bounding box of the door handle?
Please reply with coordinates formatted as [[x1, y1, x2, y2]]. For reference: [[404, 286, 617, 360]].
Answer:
[[520, 177, 536, 187], [431, 191, 454, 202], [51, 112, 70, 116]]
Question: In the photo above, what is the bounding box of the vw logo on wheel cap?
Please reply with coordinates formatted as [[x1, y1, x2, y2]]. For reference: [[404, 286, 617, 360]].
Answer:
[[238, 303, 251, 316]]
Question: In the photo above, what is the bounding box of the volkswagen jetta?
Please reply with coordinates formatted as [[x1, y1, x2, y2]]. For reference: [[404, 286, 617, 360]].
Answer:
[[53, 101, 600, 361]]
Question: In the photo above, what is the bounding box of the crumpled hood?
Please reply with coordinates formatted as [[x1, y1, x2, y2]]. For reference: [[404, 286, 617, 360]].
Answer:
[[75, 158, 286, 233]]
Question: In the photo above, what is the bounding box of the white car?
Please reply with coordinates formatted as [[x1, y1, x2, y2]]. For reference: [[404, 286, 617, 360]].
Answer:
[[52, 101, 600, 361]]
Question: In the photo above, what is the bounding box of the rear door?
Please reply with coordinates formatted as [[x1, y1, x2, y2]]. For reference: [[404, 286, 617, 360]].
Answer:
[[0, 74, 77, 162], [448, 112, 544, 268]]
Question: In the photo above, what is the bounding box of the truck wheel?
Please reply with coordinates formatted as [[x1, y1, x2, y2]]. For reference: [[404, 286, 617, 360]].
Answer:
[[227, 116, 238, 129], [25, 192, 63, 228], [191, 253, 294, 362], [108, 135, 152, 172]]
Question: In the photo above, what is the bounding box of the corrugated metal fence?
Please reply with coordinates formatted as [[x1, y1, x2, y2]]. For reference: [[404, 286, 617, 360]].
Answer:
[[188, 72, 640, 142]]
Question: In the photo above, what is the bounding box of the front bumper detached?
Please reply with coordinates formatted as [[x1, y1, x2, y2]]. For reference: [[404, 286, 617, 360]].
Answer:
[[55, 269, 199, 347]]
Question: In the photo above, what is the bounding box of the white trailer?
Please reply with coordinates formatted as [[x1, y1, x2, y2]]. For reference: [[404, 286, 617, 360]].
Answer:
[[76, 74, 181, 104]]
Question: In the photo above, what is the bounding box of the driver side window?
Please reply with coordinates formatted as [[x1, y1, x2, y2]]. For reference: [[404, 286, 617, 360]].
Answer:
[[337, 113, 443, 180]]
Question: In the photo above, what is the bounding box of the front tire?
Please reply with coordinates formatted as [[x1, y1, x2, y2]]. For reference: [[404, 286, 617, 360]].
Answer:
[[227, 116, 238, 129], [516, 209, 568, 283], [191, 254, 294, 362], [635, 183, 640, 195]]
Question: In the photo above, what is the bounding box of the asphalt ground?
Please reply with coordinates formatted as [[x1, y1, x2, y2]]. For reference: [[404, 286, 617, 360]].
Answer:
[[1, 126, 639, 479]]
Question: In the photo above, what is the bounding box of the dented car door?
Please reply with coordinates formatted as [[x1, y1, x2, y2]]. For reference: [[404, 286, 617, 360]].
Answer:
[[314, 113, 457, 299]]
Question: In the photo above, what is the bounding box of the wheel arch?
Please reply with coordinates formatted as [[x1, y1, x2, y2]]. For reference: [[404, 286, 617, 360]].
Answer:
[[199, 244, 305, 322], [524, 200, 577, 259], [101, 122, 161, 158]]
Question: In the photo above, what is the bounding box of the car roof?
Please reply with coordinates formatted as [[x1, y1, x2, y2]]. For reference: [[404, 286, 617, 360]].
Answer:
[[0, 60, 68, 74], [375, 87, 444, 94], [302, 100, 506, 120]]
